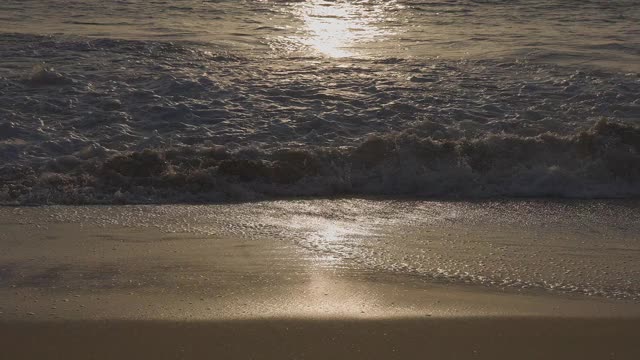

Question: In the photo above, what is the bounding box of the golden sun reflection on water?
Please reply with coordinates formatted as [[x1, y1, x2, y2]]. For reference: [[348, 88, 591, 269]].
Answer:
[[301, 220, 375, 266], [295, 0, 390, 58]]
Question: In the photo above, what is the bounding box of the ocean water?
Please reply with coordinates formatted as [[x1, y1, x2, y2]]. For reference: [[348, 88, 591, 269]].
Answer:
[[1, 0, 640, 204]]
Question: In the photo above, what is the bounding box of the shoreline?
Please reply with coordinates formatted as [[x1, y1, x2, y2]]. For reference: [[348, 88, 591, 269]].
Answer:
[[2, 201, 640, 317], [1, 200, 639, 358]]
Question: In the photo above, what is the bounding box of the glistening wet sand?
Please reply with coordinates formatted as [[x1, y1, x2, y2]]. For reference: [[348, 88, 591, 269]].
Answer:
[[2, 318, 639, 360], [3, 200, 640, 301], [1, 202, 640, 358]]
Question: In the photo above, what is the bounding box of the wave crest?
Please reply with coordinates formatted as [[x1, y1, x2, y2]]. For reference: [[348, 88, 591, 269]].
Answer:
[[1, 120, 639, 204]]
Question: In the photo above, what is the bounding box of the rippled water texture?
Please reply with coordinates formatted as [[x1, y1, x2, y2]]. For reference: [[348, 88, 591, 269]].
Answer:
[[4, 199, 639, 300], [0, 1, 639, 204], [2, 0, 639, 69]]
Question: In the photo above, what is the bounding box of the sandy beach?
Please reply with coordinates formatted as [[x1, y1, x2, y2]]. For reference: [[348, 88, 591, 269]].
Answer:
[[1, 200, 639, 359], [3, 318, 639, 360]]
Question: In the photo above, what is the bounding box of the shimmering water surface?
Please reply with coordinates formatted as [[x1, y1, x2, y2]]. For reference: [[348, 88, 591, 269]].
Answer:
[[3, 200, 639, 301], [2, 0, 639, 68], [0, 1, 639, 203]]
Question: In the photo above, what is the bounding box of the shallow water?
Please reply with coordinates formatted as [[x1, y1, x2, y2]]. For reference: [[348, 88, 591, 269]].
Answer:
[[4, 199, 639, 301], [0, 1, 639, 204]]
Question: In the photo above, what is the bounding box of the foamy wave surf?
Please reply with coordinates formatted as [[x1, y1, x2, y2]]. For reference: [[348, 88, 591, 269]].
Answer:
[[0, 34, 639, 204], [1, 120, 639, 204]]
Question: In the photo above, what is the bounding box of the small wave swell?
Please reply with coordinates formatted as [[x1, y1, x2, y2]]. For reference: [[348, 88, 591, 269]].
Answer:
[[1, 120, 639, 204]]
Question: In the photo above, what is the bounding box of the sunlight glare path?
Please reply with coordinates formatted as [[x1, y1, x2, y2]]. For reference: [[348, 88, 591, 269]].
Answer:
[[295, 0, 391, 58]]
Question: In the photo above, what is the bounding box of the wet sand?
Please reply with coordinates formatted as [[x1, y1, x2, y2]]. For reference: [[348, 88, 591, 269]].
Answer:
[[1, 203, 639, 359], [2, 318, 639, 360]]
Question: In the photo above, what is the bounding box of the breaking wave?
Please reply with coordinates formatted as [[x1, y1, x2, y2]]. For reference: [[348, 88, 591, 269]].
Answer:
[[2, 119, 640, 204], [0, 34, 639, 204]]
